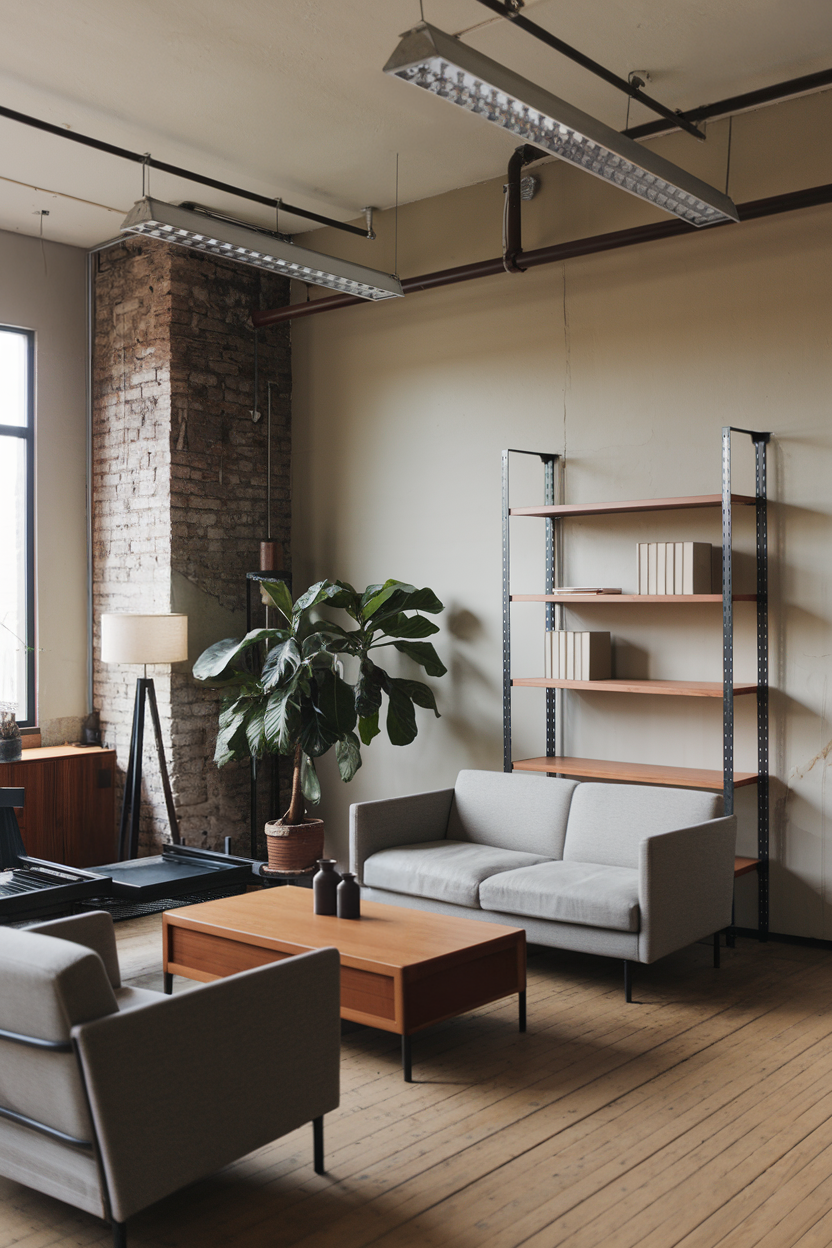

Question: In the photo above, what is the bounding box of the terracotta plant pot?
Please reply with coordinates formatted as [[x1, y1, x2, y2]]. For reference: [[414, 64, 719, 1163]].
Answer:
[[264, 817, 325, 873]]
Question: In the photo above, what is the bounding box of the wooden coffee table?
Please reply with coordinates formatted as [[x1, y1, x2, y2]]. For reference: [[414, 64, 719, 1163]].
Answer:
[[163, 886, 526, 1080]]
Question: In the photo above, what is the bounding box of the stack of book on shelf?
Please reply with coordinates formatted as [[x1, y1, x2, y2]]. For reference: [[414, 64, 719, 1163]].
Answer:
[[637, 542, 712, 594], [544, 631, 611, 680], [554, 587, 622, 596]]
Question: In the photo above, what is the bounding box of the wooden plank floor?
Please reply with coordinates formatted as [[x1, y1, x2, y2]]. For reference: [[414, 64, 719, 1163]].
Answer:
[[3, 916, 832, 1247]]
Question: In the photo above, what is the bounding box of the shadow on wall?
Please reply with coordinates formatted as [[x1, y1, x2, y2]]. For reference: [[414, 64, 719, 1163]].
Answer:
[[443, 604, 502, 768]]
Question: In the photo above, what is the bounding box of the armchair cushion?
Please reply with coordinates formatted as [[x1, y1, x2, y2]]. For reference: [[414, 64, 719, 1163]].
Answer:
[[563, 783, 722, 869], [447, 769, 578, 857], [479, 860, 640, 932], [29, 911, 122, 989], [363, 840, 552, 908]]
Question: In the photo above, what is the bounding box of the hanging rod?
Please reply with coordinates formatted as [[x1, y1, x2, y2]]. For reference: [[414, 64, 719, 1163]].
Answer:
[[470, 0, 705, 140], [0, 103, 370, 238]]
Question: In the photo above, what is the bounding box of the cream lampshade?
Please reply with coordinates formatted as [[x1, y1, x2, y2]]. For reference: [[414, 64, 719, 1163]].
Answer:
[[101, 614, 188, 665]]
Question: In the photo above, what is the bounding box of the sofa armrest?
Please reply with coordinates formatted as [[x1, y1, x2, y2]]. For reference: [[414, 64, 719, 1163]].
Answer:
[[638, 815, 737, 964], [73, 946, 340, 1222], [29, 911, 122, 989], [350, 787, 455, 883]]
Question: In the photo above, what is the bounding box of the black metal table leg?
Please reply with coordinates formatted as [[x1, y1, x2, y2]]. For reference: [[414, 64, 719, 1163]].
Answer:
[[112, 1220, 126, 1248], [519, 989, 527, 1032], [313, 1116, 324, 1174], [163, 971, 173, 994], [402, 1034, 412, 1082], [713, 931, 721, 969]]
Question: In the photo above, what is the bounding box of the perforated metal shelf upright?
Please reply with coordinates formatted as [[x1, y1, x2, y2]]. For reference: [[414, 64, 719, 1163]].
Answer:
[[501, 429, 770, 938]]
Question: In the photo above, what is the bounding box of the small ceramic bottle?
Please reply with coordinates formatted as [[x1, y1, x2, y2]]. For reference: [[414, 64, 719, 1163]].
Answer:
[[313, 859, 340, 915], [337, 872, 361, 920]]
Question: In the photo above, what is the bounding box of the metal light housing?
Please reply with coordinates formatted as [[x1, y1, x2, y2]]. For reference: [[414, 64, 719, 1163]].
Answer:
[[120, 198, 404, 300], [385, 23, 739, 228]]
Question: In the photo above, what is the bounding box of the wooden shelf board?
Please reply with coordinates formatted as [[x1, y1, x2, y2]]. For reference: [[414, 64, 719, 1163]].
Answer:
[[509, 493, 756, 519], [513, 677, 758, 697], [511, 594, 757, 603], [513, 756, 759, 790], [734, 856, 760, 878]]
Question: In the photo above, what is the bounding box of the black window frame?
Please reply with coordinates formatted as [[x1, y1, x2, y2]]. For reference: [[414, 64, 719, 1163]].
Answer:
[[0, 325, 36, 727]]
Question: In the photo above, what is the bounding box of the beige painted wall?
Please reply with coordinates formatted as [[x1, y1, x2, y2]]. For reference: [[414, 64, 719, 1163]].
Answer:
[[0, 229, 87, 739], [292, 91, 832, 939]]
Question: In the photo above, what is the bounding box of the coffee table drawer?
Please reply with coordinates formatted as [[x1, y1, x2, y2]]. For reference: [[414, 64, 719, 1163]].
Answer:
[[167, 926, 291, 981]]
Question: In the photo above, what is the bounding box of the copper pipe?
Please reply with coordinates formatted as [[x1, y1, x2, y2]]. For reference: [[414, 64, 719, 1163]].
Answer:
[[251, 180, 832, 329]]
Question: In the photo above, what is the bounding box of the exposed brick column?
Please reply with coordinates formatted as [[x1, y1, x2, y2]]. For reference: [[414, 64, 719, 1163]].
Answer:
[[92, 237, 290, 855]]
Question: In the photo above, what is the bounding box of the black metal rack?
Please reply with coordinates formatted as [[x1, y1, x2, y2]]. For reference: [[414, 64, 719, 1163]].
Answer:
[[245, 570, 292, 859], [501, 427, 770, 938]]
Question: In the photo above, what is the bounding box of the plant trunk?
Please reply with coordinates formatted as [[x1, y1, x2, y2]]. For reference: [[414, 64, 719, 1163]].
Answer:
[[284, 744, 305, 825]]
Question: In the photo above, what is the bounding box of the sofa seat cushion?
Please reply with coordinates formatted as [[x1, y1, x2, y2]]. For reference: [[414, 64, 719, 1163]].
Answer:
[[479, 860, 640, 932], [362, 840, 553, 909], [114, 985, 165, 1012]]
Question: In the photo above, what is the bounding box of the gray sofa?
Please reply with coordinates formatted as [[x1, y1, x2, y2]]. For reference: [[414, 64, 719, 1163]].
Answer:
[[350, 769, 736, 1000], [0, 912, 340, 1247]]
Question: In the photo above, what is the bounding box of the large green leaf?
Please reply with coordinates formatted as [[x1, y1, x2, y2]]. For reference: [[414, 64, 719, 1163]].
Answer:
[[361, 580, 411, 621], [245, 704, 267, 758], [336, 732, 362, 782], [355, 660, 386, 718], [358, 710, 380, 745], [364, 582, 444, 623], [317, 668, 357, 735], [292, 579, 346, 616], [389, 677, 440, 717], [300, 753, 322, 804], [391, 639, 448, 678], [259, 578, 294, 622], [322, 580, 362, 618], [214, 707, 250, 766], [386, 681, 418, 746], [376, 612, 439, 639], [263, 687, 301, 754], [299, 701, 338, 758], [261, 638, 301, 691], [193, 629, 278, 681]]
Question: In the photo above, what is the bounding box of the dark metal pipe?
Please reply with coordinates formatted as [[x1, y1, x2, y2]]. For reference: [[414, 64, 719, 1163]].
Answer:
[[625, 67, 832, 142], [251, 180, 832, 328], [0, 103, 368, 238], [503, 144, 538, 272], [472, 0, 704, 140]]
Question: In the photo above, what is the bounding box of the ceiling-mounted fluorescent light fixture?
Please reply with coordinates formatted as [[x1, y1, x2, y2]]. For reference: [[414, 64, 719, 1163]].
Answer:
[[384, 24, 739, 228], [120, 198, 403, 300]]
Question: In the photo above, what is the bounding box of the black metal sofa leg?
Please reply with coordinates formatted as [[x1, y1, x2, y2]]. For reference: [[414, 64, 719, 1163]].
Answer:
[[313, 1115, 325, 1175], [624, 960, 633, 1003], [714, 931, 721, 969], [112, 1220, 126, 1248]]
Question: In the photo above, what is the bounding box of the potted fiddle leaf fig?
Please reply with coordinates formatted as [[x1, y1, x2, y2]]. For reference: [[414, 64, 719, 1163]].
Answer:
[[193, 578, 446, 870]]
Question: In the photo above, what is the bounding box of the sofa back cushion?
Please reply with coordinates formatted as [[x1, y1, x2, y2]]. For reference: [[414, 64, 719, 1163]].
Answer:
[[447, 770, 578, 858], [0, 927, 118, 1145], [563, 783, 723, 869]]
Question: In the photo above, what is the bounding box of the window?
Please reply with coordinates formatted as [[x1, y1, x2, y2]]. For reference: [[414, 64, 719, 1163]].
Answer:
[[0, 327, 35, 725]]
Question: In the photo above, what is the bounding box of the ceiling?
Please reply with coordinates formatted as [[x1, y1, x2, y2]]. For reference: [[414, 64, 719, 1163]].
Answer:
[[1, 0, 831, 250]]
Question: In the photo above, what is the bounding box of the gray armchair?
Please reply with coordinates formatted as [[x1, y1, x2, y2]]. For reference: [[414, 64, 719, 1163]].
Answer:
[[0, 912, 340, 1246]]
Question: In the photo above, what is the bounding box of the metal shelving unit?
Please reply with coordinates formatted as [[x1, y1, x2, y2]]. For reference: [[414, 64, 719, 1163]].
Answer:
[[501, 427, 770, 937]]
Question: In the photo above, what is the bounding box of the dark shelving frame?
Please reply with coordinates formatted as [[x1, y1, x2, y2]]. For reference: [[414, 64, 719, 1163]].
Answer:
[[501, 427, 770, 938]]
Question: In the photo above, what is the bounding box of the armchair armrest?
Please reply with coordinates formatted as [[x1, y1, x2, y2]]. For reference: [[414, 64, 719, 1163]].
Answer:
[[638, 815, 737, 964], [350, 787, 455, 883], [29, 911, 122, 989], [73, 946, 340, 1223]]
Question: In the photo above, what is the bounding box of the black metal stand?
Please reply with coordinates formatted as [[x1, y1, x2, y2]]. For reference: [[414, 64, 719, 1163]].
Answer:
[[402, 1034, 412, 1083], [245, 571, 292, 858], [624, 960, 633, 1004], [518, 990, 527, 1032], [118, 677, 180, 861]]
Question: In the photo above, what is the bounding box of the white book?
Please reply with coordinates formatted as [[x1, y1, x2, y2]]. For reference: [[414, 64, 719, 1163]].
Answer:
[[682, 542, 712, 594], [580, 632, 612, 680], [665, 543, 675, 597], [565, 631, 573, 680], [674, 542, 684, 594], [637, 543, 648, 595], [647, 543, 657, 595], [557, 630, 567, 680], [657, 542, 667, 596], [574, 632, 584, 680]]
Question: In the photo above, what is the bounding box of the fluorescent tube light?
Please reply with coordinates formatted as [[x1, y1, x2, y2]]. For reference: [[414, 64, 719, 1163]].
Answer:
[[120, 198, 403, 300], [385, 24, 739, 228]]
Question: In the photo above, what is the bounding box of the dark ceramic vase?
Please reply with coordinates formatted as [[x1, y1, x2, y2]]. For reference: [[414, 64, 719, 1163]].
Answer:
[[313, 859, 340, 915], [337, 872, 361, 920], [0, 738, 22, 764]]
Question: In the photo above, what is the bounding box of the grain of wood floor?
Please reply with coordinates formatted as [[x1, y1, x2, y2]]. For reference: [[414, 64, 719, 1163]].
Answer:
[[3, 915, 832, 1248]]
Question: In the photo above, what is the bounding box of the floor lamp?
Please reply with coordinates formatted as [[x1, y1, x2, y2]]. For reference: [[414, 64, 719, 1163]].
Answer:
[[101, 613, 188, 861]]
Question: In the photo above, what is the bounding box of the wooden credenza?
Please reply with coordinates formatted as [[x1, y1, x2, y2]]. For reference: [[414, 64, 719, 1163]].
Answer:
[[0, 745, 117, 867]]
